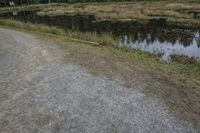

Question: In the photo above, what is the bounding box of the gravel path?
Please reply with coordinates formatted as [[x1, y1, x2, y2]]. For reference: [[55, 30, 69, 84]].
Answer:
[[0, 28, 197, 133]]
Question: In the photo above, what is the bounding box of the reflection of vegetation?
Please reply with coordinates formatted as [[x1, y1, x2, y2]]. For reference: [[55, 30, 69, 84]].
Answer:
[[120, 28, 198, 47], [197, 38, 200, 48], [179, 34, 194, 47]]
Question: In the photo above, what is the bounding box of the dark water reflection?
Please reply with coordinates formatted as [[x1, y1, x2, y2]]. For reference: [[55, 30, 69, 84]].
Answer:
[[0, 10, 200, 60]]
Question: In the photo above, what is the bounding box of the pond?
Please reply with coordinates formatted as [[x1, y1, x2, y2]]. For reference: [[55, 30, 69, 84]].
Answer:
[[0, 10, 200, 61]]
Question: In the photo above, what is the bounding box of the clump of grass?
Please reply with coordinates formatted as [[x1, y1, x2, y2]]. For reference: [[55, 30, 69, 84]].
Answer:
[[66, 31, 115, 45], [165, 3, 194, 10], [191, 19, 200, 25]]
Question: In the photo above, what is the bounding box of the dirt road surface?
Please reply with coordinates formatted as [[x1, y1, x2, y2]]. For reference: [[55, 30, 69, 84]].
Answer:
[[0, 28, 198, 133]]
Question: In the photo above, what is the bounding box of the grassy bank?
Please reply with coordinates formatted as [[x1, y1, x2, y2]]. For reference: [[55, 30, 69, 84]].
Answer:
[[0, 19, 200, 128]]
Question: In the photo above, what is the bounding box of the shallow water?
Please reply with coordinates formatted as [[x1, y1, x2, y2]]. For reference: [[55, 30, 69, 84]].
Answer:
[[1, 10, 200, 61]]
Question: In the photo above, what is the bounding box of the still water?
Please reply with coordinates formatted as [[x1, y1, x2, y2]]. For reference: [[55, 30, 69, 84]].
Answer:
[[0, 10, 200, 60]]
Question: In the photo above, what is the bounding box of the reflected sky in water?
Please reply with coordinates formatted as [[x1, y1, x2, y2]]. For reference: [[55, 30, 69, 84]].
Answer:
[[119, 32, 200, 60]]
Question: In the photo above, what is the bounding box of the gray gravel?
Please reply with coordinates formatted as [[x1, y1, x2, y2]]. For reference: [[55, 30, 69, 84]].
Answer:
[[0, 28, 197, 133]]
